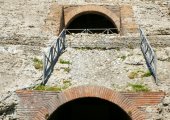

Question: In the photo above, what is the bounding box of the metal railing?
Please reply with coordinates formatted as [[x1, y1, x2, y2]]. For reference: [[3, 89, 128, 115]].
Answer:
[[65, 28, 118, 34], [42, 28, 158, 85], [139, 28, 158, 85], [42, 29, 66, 85], [65, 28, 119, 48], [42, 28, 118, 84]]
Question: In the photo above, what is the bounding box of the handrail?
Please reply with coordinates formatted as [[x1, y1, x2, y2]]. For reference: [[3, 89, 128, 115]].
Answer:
[[65, 28, 118, 30], [42, 28, 118, 85], [139, 28, 158, 85], [42, 28, 159, 85], [42, 29, 66, 85], [65, 28, 118, 34]]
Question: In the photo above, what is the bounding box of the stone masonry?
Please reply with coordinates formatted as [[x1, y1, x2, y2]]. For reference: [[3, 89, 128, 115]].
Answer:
[[0, 0, 170, 120]]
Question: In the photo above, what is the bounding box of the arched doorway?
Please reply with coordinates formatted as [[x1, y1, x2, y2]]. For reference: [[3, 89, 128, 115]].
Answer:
[[66, 12, 118, 33], [33, 86, 145, 120], [64, 5, 120, 34], [48, 97, 132, 120]]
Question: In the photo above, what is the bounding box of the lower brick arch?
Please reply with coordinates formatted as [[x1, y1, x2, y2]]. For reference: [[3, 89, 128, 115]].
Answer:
[[64, 5, 120, 32], [33, 86, 145, 120]]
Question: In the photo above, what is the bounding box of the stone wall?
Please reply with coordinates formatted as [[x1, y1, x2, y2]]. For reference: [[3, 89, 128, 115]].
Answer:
[[0, 0, 55, 46], [0, 0, 169, 46], [56, 0, 169, 5], [66, 34, 170, 49], [133, 0, 170, 35], [0, 0, 169, 120]]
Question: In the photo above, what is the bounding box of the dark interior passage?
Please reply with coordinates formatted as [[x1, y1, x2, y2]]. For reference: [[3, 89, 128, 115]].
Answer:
[[66, 13, 118, 33], [48, 97, 132, 120]]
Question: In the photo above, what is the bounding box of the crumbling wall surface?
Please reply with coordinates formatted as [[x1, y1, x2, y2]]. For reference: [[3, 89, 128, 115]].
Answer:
[[0, 0, 169, 46], [56, 0, 169, 5], [0, 0, 56, 46], [133, 0, 170, 35], [120, 4, 138, 35], [56, 0, 120, 5]]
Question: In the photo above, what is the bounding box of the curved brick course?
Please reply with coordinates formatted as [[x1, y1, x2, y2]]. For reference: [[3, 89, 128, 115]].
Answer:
[[16, 86, 164, 120], [33, 86, 145, 120], [64, 5, 120, 31]]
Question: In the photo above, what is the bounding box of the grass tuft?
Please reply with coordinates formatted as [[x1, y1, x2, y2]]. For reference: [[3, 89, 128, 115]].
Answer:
[[33, 80, 72, 91], [62, 80, 72, 89], [64, 67, 71, 73], [33, 58, 43, 70], [128, 83, 150, 92], [141, 71, 152, 77], [59, 59, 71, 64], [34, 85, 46, 91], [33, 85, 62, 91], [128, 69, 152, 79], [128, 71, 139, 79]]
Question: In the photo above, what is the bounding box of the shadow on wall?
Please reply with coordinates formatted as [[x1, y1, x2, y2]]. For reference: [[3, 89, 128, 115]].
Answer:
[[47, 97, 132, 120]]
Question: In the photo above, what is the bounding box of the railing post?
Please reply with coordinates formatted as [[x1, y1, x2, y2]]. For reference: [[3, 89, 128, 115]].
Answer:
[[50, 47, 54, 71], [42, 52, 46, 85], [154, 53, 158, 84], [107, 29, 109, 34], [63, 29, 66, 50]]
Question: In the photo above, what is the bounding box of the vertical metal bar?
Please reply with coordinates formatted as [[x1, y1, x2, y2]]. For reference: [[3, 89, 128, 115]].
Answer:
[[43, 52, 46, 85], [63, 29, 66, 50], [50, 47, 53, 71], [154, 53, 158, 85], [57, 38, 60, 54], [59, 38, 61, 51]]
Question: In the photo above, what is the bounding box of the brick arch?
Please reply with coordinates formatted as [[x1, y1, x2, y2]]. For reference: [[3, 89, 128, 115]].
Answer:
[[64, 5, 120, 32], [33, 86, 145, 120]]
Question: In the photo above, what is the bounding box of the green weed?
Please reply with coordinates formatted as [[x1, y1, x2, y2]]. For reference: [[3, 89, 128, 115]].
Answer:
[[33, 85, 62, 91], [33, 80, 72, 91], [128, 69, 152, 79], [141, 71, 152, 77], [59, 59, 71, 64], [33, 57, 43, 70], [64, 67, 71, 73], [62, 80, 72, 89], [128, 71, 139, 79], [34, 85, 46, 90], [128, 83, 150, 92]]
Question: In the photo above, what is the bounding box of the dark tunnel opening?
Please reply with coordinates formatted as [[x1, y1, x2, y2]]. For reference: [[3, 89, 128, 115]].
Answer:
[[48, 97, 132, 120], [66, 13, 118, 34]]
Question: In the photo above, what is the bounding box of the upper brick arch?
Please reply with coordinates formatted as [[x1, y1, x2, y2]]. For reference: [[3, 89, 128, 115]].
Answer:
[[33, 86, 145, 120], [64, 5, 120, 32]]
